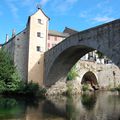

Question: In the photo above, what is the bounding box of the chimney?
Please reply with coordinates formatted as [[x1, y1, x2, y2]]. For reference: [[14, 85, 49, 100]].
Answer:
[[6, 34, 9, 42], [12, 29, 16, 37]]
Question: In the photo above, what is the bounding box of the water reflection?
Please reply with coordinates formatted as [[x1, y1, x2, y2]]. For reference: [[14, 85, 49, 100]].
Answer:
[[0, 92, 120, 120], [0, 97, 26, 119], [81, 92, 97, 111]]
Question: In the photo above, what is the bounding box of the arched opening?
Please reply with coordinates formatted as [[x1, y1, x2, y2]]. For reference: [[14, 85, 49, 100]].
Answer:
[[81, 71, 99, 90], [45, 20, 120, 87]]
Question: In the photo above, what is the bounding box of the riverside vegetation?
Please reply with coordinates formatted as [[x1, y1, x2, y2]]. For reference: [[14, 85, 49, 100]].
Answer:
[[0, 49, 46, 98]]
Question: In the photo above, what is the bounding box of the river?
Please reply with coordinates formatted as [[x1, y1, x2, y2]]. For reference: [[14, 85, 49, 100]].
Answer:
[[0, 91, 120, 120]]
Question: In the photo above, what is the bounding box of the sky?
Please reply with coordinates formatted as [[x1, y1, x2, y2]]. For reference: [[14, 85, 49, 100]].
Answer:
[[0, 0, 120, 44]]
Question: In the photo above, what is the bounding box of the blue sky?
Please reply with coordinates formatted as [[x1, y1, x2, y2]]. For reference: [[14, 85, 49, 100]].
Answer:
[[0, 0, 120, 44]]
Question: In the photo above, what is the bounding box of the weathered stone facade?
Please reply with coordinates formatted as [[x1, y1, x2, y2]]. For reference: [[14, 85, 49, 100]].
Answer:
[[2, 28, 29, 81], [46, 61, 120, 95], [44, 19, 120, 86], [77, 60, 120, 89], [2, 9, 49, 84], [1, 8, 120, 88]]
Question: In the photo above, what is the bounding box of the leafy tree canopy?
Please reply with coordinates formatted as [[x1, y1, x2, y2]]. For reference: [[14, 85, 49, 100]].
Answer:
[[0, 49, 21, 92]]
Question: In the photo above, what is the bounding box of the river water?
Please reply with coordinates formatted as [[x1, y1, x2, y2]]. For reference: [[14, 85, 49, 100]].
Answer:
[[0, 91, 120, 120]]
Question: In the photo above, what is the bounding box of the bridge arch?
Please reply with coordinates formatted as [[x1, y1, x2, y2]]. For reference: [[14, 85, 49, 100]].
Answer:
[[44, 20, 120, 86], [81, 71, 98, 85]]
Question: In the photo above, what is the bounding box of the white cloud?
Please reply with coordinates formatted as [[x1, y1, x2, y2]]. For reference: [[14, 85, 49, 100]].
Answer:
[[66, 0, 78, 4], [9, 3, 18, 18], [22, 0, 34, 6], [78, 0, 115, 25], [6, 0, 19, 19], [50, 0, 78, 14], [93, 16, 114, 22], [79, 11, 88, 18], [40, 0, 49, 6], [97, 0, 110, 8]]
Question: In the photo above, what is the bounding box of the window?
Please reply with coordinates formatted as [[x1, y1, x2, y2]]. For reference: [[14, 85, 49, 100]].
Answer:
[[23, 31, 26, 34], [36, 46, 41, 51], [38, 19, 44, 24], [37, 32, 44, 38], [52, 44, 56, 47], [17, 38, 20, 40], [54, 36, 57, 41], [48, 43, 50, 48], [37, 32, 40, 37]]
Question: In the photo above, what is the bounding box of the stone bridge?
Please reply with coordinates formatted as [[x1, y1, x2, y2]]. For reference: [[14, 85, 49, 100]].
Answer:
[[44, 19, 120, 86]]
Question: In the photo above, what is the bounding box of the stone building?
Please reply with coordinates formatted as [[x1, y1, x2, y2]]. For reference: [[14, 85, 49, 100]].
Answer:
[[0, 8, 112, 85], [1, 8, 75, 85], [2, 8, 50, 84]]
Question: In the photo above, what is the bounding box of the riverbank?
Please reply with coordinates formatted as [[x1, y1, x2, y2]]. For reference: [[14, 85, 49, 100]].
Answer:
[[46, 80, 120, 96], [0, 81, 47, 99], [46, 79, 94, 96]]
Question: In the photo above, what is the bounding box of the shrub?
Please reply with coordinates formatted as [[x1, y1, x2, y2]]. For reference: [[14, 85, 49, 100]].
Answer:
[[66, 83, 73, 96], [17, 81, 47, 98], [67, 65, 78, 81], [115, 84, 120, 92], [82, 84, 89, 92]]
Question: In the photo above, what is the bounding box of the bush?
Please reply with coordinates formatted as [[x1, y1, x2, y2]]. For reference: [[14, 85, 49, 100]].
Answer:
[[17, 81, 47, 98], [0, 49, 46, 98], [67, 65, 78, 81], [66, 83, 73, 96], [24, 81, 39, 95], [82, 84, 89, 92], [115, 84, 120, 92]]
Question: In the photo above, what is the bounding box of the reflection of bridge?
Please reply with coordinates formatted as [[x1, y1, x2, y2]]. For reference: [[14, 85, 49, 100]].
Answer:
[[44, 19, 120, 86]]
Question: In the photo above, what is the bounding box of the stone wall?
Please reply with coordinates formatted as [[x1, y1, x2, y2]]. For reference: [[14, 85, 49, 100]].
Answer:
[[46, 60, 120, 95], [2, 28, 29, 81], [44, 19, 120, 87], [77, 60, 120, 89], [14, 28, 29, 81]]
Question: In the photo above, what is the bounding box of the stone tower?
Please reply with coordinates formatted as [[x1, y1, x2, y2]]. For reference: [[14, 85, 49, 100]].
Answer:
[[27, 9, 50, 85]]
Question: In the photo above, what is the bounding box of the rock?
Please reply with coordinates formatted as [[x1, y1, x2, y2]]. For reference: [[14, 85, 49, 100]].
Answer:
[[46, 80, 67, 96], [46, 79, 82, 96]]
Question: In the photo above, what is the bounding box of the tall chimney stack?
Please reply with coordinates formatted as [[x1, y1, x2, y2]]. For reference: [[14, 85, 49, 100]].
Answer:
[[6, 34, 9, 43], [12, 29, 16, 37]]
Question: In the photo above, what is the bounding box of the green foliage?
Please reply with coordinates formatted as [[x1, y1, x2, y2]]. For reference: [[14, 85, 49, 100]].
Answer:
[[67, 65, 78, 81], [24, 81, 40, 95], [96, 51, 104, 59], [0, 98, 17, 108], [82, 84, 89, 91], [115, 84, 120, 92], [0, 49, 21, 92], [81, 93, 96, 110], [0, 98, 25, 119], [0, 49, 46, 98], [0, 81, 6, 93], [66, 83, 73, 96], [17, 81, 47, 98]]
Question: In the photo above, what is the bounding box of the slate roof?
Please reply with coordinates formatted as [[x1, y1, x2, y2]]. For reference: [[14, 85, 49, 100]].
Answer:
[[48, 30, 69, 37]]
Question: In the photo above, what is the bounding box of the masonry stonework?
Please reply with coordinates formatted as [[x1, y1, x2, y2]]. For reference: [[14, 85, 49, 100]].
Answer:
[[27, 9, 49, 85], [44, 19, 120, 86]]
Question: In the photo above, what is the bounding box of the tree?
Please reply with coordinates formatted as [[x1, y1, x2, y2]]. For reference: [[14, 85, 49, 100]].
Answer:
[[0, 49, 21, 92]]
